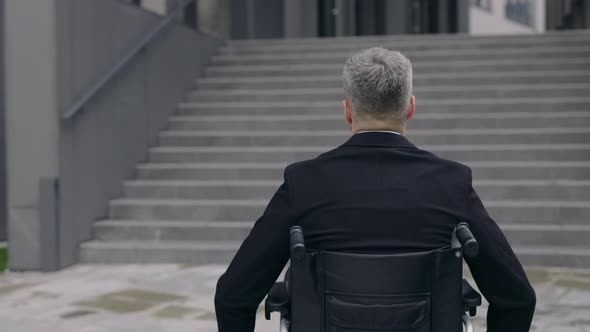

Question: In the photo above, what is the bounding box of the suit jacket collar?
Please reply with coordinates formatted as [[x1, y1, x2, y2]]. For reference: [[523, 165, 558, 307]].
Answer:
[[341, 131, 417, 149]]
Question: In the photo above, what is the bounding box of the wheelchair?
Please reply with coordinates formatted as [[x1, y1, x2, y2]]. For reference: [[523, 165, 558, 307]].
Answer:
[[265, 223, 482, 332]]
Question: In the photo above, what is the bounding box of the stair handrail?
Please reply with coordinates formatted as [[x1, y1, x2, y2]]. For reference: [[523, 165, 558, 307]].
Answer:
[[62, 0, 195, 120]]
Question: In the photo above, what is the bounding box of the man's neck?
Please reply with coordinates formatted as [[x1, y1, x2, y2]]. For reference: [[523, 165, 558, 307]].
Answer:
[[357, 130, 402, 135], [352, 125, 405, 136]]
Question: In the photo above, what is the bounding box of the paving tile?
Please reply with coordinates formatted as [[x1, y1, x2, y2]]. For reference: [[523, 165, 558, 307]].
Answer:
[[0, 265, 588, 331]]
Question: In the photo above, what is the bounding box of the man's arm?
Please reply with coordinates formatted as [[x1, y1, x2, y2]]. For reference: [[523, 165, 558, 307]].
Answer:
[[215, 169, 295, 332], [464, 168, 536, 332]]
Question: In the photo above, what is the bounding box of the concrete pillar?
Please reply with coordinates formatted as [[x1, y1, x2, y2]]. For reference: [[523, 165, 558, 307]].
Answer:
[[4, 0, 60, 270], [457, 0, 470, 33], [355, 0, 378, 36], [335, 0, 355, 36], [385, 0, 408, 34], [230, 0, 248, 39], [532, 0, 546, 33], [141, 0, 168, 15], [230, 0, 285, 39], [545, 0, 561, 30], [270, 0, 327, 38], [437, 0, 450, 33], [197, 0, 231, 38], [252, 0, 283, 39]]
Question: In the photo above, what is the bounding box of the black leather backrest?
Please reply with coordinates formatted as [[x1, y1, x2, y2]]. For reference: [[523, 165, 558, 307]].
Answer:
[[289, 248, 463, 332]]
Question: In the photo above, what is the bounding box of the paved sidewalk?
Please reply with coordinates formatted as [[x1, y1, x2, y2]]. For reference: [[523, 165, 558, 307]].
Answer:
[[0, 264, 589, 332]]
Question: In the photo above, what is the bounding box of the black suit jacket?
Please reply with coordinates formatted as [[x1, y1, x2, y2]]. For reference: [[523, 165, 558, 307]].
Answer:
[[215, 132, 536, 332]]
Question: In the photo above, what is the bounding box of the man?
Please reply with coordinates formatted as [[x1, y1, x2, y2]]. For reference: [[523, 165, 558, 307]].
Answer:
[[215, 47, 536, 332]]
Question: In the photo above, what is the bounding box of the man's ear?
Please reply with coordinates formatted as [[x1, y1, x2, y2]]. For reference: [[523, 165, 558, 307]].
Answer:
[[343, 99, 353, 126], [406, 95, 416, 121]]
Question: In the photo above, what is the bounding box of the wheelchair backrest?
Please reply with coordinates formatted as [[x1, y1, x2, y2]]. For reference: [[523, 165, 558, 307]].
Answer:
[[288, 247, 464, 332]]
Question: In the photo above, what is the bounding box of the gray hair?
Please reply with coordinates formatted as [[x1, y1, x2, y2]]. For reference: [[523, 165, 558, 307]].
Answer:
[[343, 47, 413, 121]]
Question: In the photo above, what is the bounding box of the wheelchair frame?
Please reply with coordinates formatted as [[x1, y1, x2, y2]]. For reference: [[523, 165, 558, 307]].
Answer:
[[266, 222, 482, 332]]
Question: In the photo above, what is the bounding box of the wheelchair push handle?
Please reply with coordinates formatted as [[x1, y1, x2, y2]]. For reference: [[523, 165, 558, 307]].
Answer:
[[290, 226, 306, 260], [455, 222, 479, 258]]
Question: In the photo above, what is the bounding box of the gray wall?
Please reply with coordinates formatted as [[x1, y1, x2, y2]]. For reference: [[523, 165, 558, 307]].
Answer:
[[0, 0, 6, 242], [5, 0, 221, 270], [56, 0, 222, 268], [5, 0, 61, 270]]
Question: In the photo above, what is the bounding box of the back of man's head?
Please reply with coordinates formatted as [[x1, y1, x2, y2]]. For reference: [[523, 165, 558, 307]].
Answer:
[[343, 47, 413, 123]]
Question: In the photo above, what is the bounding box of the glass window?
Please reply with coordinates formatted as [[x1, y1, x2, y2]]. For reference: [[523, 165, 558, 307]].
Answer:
[[472, 0, 492, 11], [505, 0, 533, 26]]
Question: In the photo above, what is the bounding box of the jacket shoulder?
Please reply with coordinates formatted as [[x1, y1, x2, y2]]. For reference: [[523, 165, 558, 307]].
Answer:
[[439, 157, 471, 176], [284, 158, 317, 176], [419, 147, 471, 177], [284, 146, 341, 174]]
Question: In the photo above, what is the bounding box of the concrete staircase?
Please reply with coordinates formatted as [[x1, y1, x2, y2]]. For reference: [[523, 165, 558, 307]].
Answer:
[[80, 31, 590, 268]]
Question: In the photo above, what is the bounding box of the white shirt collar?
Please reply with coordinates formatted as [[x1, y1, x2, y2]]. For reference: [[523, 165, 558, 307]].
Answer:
[[356, 130, 401, 136]]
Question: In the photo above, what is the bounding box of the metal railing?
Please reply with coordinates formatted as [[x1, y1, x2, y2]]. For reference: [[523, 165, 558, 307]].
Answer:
[[61, 0, 195, 119]]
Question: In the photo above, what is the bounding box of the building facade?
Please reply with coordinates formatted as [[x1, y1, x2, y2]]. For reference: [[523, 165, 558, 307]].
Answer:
[[127, 0, 590, 38], [139, 0, 558, 39], [469, 0, 546, 34], [1, 0, 589, 270]]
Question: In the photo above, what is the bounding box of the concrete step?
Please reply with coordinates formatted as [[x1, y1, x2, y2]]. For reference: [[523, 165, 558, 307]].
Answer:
[[169, 113, 590, 131], [108, 198, 590, 224], [78, 240, 590, 268], [196, 71, 590, 90], [469, 162, 590, 181], [210, 46, 590, 66], [136, 162, 287, 181], [122, 179, 590, 201], [226, 31, 590, 47], [123, 180, 279, 199], [503, 225, 590, 249], [485, 201, 590, 225], [187, 84, 590, 102], [512, 246, 590, 268], [94, 220, 253, 242], [221, 34, 590, 55], [476, 180, 590, 201], [93, 220, 590, 249], [135, 162, 590, 181], [79, 240, 239, 264], [148, 144, 590, 163], [177, 98, 590, 116], [158, 128, 590, 146], [205, 58, 590, 77], [84, 32, 590, 269], [79, 240, 590, 268], [109, 199, 268, 220]]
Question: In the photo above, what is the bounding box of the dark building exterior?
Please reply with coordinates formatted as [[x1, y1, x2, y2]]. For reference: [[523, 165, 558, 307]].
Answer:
[[232, 0, 470, 39], [546, 0, 590, 30], [130, 0, 590, 39]]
